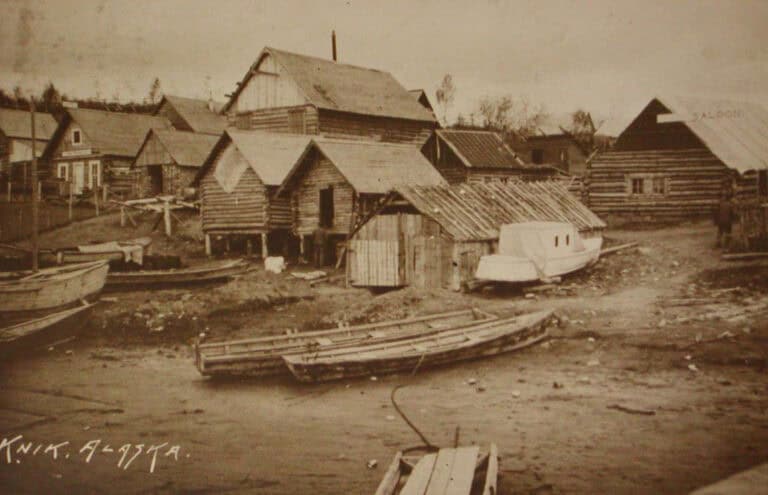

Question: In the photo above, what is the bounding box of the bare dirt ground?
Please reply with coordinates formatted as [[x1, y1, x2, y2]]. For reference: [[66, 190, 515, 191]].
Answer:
[[1, 217, 767, 494]]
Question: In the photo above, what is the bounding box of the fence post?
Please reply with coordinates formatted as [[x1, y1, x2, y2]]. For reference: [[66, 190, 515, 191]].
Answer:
[[163, 200, 172, 237], [120, 207, 126, 227], [94, 186, 100, 217], [68, 181, 73, 221], [103, 184, 108, 203], [6, 182, 10, 202]]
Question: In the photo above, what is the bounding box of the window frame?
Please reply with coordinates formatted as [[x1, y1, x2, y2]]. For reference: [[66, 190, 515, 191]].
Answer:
[[88, 160, 101, 188], [57, 163, 68, 181], [627, 173, 669, 197], [72, 129, 82, 145]]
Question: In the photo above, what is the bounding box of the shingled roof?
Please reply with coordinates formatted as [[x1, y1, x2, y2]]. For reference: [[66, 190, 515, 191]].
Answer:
[[394, 181, 605, 241], [136, 129, 220, 168], [435, 129, 527, 168], [156, 95, 227, 135], [281, 138, 447, 195], [0, 108, 58, 140], [48, 108, 172, 158], [224, 47, 436, 123]]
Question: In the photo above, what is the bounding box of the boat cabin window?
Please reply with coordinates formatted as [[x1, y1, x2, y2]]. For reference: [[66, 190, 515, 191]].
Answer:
[[555, 235, 559, 247], [319, 186, 334, 228], [566, 234, 570, 246]]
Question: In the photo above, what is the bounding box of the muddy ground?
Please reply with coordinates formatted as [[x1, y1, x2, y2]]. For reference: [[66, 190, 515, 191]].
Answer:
[[1, 216, 767, 494]]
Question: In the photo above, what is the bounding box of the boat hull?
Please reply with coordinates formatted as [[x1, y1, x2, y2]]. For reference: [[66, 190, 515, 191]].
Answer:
[[0, 261, 109, 313], [476, 237, 603, 283], [196, 308, 496, 378], [0, 303, 96, 358], [283, 310, 553, 383], [105, 259, 248, 288]]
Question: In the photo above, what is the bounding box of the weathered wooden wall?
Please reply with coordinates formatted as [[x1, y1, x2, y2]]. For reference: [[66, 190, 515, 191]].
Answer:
[[266, 185, 291, 230], [587, 148, 730, 221], [318, 109, 434, 145], [292, 153, 356, 236], [516, 135, 589, 176], [420, 134, 467, 184], [200, 146, 269, 234], [155, 101, 193, 132], [230, 53, 307, 113], [614, 99, 705, 151], [230, 105, 319, 134]]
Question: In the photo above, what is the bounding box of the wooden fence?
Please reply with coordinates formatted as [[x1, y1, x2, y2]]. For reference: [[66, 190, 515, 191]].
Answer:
[[0, 201, 101, 242]]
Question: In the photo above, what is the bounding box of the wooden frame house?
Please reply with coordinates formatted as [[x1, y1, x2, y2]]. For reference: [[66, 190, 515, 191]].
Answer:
[[221, 47, 438, 144], [133, 129, 219, 197], [421, 129, 554, 184], [349, 181, 606, 290], [41, 108, 172, 199], [196, 130, 312, 256], [277, 138, 447, 264], [587, 96, 768, 224], [0, 108, 58, 186], [154, 95, 227, 135]]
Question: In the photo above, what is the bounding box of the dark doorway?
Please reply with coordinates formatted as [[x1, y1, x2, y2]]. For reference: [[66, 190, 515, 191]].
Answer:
[[319, 186, 334, 228], [148, 165, 163, 195]]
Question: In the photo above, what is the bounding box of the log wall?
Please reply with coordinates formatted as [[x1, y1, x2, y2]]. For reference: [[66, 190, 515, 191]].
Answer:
[[229, 105, 319, 135], [318, 109, 435, 145], [292, 154, 356, 236]]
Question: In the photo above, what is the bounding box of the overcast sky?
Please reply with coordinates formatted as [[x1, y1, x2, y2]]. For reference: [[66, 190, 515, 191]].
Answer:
[[2, 0, 768, 131]]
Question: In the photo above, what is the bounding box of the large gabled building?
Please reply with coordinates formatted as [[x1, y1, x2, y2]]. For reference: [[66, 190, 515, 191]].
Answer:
[[0, 108, 58, 181]]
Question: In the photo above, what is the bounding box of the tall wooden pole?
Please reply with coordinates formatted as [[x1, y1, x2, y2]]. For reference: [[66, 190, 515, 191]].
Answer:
[[30, 100, 39, 272]]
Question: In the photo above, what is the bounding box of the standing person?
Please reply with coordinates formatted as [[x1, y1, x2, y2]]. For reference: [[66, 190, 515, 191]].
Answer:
[[714, 190, 735, 249]]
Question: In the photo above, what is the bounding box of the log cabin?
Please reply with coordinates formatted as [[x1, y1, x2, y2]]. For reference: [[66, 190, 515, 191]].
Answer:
[[195, 130, 312, 256], [421, 129, 555, 184], [277, 138, 447, 264], [133, 129, 219, 197], [41, 108, 172, 199], [0, 108, 58, 186], [154, 95, 227, 135], [510, 114, 596, 176], [348, 181, 605, 290], [587, 96, 768, 225], [221, 47, 439, 144]]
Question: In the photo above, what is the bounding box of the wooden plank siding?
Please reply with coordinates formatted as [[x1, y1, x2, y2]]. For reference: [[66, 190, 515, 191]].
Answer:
[[292, 155, 357, 236], [421, 133, 468, 184], [229, 105, 319, 135], [587, 148, 731, 221], [317, 109, 435, 145]]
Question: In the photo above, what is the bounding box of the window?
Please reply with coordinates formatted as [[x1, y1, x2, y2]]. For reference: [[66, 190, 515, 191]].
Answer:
[[759, 170, 768, 196], [559, 149, 569, 163], [652, 177, 666, 195], [57, 163, 68, 181], [72, 129, 82, 145], [88, 160, 101, 188], [555, 235, 559, 247], [531, 149, 544, 164], [319, 186, 334, 228], [631, 178, 645, 194], [566, 234, 570, 246]]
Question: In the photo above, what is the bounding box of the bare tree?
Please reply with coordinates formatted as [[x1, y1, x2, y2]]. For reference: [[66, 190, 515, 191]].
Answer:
[[435, 74, 455, 126], [148, 77, 162, 105], [475, 95, 548, 139]]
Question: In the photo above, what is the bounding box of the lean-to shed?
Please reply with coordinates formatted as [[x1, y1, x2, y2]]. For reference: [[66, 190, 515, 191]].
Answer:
[[133, 129, 219, 197], [196, 130, 311, 256], [348, 181, 605, 290], [277, 138, 447, 263]]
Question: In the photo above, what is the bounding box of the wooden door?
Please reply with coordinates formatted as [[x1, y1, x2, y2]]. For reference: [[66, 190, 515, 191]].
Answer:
[[72, 162, 85, 194]]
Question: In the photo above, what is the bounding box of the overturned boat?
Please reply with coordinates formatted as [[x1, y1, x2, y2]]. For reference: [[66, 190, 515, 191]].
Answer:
[[475, 222, 602, 283], [283, 310, 553, 383], [105, 258, 248, 289], [195, 308, 496, 378]]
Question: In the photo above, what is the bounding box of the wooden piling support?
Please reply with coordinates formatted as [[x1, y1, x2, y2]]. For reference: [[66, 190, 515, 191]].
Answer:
[[261, 233, 268, 259], [205, 234, 212, 257], [163, 200, 172, 237], [6, 182, 10, 202], [246, 238, 253, 256], [120, 207, 126, 227]]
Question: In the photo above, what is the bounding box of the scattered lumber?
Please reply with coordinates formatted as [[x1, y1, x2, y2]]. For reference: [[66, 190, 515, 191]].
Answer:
[[721, 252, 768, 261], [600, 242, 639, 257]]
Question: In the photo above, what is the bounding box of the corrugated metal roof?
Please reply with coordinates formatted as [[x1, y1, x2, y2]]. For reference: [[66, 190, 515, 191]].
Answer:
[[145, 129, 220, 168], [66, 108, 172, 157], [159, 95, 227, 135], [656, 96, 768, 174], [0, 108, 58, 140], [436, 129, 527, 169], [225, 47, 436, 123], [395, 181, 605, 241], [311, 138, 447, 194], [227, 130, 312, 186]]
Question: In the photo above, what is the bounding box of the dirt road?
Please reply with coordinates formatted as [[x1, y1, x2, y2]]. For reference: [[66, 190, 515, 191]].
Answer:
[[1, 221, 767, 494]]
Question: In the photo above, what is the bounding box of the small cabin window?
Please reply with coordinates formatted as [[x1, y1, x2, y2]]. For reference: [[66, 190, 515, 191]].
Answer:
[[72, 129, 82, 145], [57, 163, 68, 180], [319, 186, 334, 228], [631, 178, 644, 194], [555, 235, 559, 247], [759, 170, 768, 196], [532, 149, 544, 164], [566, 234, 570, 246], [652, 177, 666, 194]]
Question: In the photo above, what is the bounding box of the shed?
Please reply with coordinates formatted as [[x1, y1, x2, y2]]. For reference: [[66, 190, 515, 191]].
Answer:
[[196, 130, 312, 256], [41, 108, 172, 198], [348, 181, 605, 290], [587, 96, 768, 224], [421, 129, 553, 184], [154, 95, 227, 135], [278, 138, 446, 264], [222, 47, 438, 144], [133, 129, 219, 197]]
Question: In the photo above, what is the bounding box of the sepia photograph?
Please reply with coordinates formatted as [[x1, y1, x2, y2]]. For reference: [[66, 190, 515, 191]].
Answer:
[[1, 0, 767, 493]]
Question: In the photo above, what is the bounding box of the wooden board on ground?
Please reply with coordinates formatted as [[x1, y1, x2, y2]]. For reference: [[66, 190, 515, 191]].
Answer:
[[423, 446, 479, 495]]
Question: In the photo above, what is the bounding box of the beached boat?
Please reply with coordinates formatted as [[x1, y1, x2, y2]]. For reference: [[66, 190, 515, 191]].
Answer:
[[375, 444, 498, 495], [475, 222, 602, 283], [0, 302, 96, 357], [39, 237, 152, 266], [195, 308, 496, 378], [105, 258, 248, 289], [283, 310, 553, 383], [0, 260, 109, 314]]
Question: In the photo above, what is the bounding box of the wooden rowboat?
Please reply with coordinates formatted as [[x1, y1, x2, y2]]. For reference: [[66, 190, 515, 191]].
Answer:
[[195, 308, 497, 378], [0, 302, 96, 358], [376, 444, 498, 495], [0, 261, 109, 314], [283, 310, 553, 383], [105, 258, 248, 289], [39, 237, 152, 266]]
